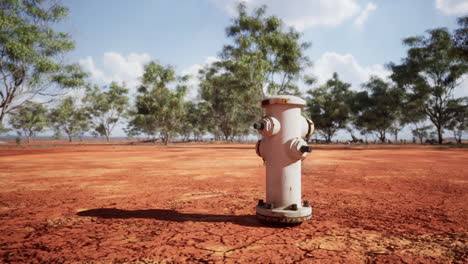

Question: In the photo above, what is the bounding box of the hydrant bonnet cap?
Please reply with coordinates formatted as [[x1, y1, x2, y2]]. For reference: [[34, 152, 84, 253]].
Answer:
[[261, 95, 306, 107]]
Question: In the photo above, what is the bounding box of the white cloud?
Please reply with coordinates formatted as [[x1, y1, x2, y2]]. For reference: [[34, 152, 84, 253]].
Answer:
[[436, 0, 468, 15], [354, 2, 377, 27], [78, 52, 152, 94], [210, 0, 361, 31], [181, 56, 219, 101], [311, 52, 390, 90], [310, 52, 468, 97], [79, 56, 106, 83]]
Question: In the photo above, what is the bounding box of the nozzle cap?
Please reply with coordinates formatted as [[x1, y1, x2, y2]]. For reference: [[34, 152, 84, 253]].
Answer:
[[299, 145, 312, 153], [253, 122, 264, 130]]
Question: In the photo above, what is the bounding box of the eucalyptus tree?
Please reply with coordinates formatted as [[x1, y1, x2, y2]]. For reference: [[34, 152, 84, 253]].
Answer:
[[134, 61, 187, 145], [0, 0, 87, 125], [199, 64, 255, 141], [445, 97, 468, 144], [8, 101, 48, 143], [220, 3, 311, 97], [389, 24, 468, 144], [354, 77, 403, 143], [412, 125, 432, 144], [84, 82, 129, 142], [49, 97, 90, 142], [125, 109, 158, 141], [454, 16, 467, 61], [179, 102, 209, 142], [305, 73, 352, 143]]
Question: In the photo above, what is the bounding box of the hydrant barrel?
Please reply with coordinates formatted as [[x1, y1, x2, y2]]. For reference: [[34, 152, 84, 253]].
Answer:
[[255, 95, 313, 224]]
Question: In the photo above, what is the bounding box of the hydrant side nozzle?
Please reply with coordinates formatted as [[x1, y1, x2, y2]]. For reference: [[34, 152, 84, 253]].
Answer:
[[253, 122, 264, 130], [299, 145, 312, 153]]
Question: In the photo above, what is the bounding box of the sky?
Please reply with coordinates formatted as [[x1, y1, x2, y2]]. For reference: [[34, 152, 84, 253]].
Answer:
[[54, 0, 468, 139]]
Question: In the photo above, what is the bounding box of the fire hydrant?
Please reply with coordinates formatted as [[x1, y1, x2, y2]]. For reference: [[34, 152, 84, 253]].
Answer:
[[254, 95, 314, 224]]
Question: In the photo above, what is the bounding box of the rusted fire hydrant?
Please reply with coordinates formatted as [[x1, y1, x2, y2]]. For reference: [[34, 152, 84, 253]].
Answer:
[[254, 95, 314, 224]]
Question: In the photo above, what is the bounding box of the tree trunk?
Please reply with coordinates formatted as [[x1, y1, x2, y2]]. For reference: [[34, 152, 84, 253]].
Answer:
[[453, 130, 461, 144], [0, 111, 5, 125], [378, 131, 386, 143], [164, 132, 170, 145], [68, 135, 73, 142], [27, 136, 30, 144], [436, 125, 443, 144]]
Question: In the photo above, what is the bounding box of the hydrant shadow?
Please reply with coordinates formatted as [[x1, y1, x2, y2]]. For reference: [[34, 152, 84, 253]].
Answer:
[[77, 208, 265, 227]]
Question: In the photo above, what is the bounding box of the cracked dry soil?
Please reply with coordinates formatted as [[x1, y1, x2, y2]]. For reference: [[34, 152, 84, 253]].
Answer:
[[0, 144, 467, 263]]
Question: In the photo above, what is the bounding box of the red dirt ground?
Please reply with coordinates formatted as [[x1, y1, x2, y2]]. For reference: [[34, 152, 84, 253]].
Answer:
[[0, 144, 467, 263]]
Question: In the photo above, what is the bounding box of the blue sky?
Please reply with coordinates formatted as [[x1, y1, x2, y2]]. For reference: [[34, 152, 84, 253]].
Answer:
[[55, 0, 468, 138], [59, 0, 467, 97]]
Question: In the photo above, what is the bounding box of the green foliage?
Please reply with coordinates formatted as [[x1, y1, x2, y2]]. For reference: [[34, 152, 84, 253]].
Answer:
[[354, 77, 403, 142], [390, 26, 468, 144], [412, 125, 432, 144], [0, 0, 87, 125], [8, 101, 48, 143], [84, 82, 129, 142], [445, 97, 468, 143], [0, 123, 9, 135], [454, 16, 468, 61], [199, 64, 255, 141], [132, 61, 186, 145], [50, 97, 90, 142], [125, 108, 158, 140], [220, 3, 310, 97], [305, 73, 352, 142], [178, 102, 209, 142], [194, 3, 310, 142]]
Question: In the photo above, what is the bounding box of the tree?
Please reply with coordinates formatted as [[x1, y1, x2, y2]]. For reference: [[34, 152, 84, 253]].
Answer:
[[354, 77, 403, 143], [179, 102, 208, 142], [84, 82, 129, 142], [220, 3, 311, 97], [0, 124, 9, 135], [412, 125, 432, 144], [0, 0, 87, 125], [305, 73, 352, 143], [454, 16, 467, 61], [134, 61, 187, 145], [199, 64, 255, 141], [445, 97, 468, 144], [389, 25, 468, 144], [9, 101, 48, 143], [49, 97, 89, 142], [125, 109, 158, 141]]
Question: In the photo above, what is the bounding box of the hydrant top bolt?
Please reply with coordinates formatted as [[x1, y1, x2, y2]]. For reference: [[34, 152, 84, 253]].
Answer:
[[253, 122, 264, 130]]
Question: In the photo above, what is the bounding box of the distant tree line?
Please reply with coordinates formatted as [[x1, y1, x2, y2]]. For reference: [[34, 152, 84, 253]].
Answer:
[[1, 1, 467, 144]]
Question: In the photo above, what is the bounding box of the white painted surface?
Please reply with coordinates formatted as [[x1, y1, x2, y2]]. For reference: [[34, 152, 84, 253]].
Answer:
[[255, 95, 313, 221]]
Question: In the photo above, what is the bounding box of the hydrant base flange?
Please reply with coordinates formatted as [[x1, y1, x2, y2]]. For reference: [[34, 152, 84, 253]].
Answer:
[[255, 205, 312, 224], [256, 213, 311, 224]]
